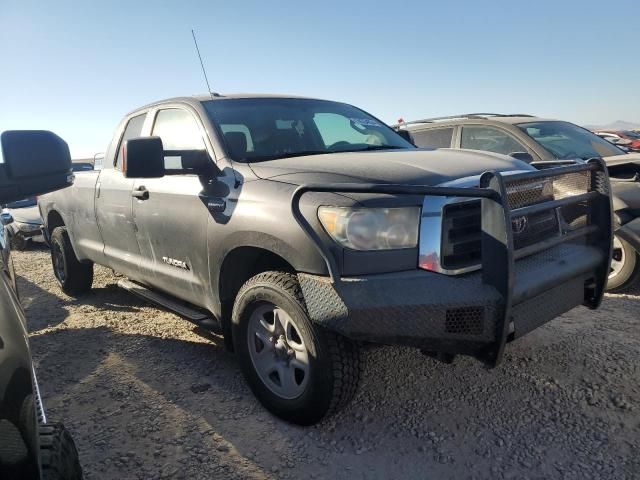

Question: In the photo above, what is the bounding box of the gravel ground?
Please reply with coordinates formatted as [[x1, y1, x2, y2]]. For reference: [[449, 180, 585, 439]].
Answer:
[[14, 246, 640, 479]]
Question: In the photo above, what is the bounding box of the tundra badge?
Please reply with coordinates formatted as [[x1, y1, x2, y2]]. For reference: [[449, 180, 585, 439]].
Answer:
[[162, 256, 190, 270]]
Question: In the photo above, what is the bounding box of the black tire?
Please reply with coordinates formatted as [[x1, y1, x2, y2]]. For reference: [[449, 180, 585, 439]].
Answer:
[[39, 423, 83, 480], [10, 232, 29, 251], [607, 235, 640, 293], [50, 227, 93, 296], [232, 271, 360, 425]]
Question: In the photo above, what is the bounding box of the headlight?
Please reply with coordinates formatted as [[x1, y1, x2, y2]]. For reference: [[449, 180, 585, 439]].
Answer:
[[318, 206, 420, 250]]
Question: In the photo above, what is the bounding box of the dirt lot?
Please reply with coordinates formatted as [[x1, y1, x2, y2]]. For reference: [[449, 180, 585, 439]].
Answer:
[[14, 246, 640, 479]]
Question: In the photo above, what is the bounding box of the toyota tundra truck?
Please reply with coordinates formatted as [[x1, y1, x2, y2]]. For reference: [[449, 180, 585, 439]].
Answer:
[[35, 94, 612, 425]]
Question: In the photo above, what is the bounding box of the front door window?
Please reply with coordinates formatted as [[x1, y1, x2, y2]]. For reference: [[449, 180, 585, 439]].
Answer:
[[461, 126, 526, 156]]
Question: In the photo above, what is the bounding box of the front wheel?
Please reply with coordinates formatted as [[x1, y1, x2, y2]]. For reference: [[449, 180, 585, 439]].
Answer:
[[607, 234, 640, 292], [232, 271, 360, 425]]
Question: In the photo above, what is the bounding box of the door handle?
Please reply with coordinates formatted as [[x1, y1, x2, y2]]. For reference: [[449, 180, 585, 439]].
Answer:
[[132, 186, 149, 200]]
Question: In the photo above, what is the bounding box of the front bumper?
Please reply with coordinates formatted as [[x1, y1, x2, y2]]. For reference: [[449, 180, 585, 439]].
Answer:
[[300, 243, 601, 357], [14, 222, 44, 240], [292, 160, 612, 366]]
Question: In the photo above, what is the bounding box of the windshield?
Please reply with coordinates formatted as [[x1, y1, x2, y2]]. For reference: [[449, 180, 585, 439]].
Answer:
[[5, 197, 37, 209], [203, 98, 414, 162], [518, 121, 626, 160]]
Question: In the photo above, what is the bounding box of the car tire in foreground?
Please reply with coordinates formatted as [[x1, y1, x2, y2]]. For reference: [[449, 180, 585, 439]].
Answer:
[[607, 234, 640, 293], [232, 271, 360, 425], [50, 227, 93, 296], [39, 423, 83, 480]]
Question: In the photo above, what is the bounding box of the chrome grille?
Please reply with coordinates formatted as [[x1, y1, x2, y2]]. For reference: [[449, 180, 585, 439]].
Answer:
[[441, 201, 481, 270], [440, 183, 563, 270], [419, 165, 605, 275]]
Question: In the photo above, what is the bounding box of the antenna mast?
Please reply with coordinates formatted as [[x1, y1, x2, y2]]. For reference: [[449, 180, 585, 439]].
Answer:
[[191, 29, 216, 99]]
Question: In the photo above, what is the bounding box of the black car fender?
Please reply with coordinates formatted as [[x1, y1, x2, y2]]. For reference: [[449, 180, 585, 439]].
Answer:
[[205, 180, 356, 320]]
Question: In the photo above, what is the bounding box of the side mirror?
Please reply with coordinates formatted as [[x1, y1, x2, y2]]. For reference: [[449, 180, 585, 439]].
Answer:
[[0, 130, 73, 205], [164, 149, 214, 175], [1, 211, 13, 226], [123, 137, 165, 178], [93, 152, 105, 171], [509, 151, 534, 163]]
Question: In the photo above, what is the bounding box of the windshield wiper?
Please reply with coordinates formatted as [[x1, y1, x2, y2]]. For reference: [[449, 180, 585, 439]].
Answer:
[[248, 150, 331, 162], [332, 145, 408, 153], [246, 145, 407, 162]]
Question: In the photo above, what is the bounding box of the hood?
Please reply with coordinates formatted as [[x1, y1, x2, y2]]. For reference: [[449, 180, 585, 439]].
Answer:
[[9, 205, 42, 225], [249, 148, 534, 186], [603, 152, 640, 167]]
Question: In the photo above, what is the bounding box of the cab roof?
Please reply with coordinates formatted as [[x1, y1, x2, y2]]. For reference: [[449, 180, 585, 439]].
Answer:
[[129, 93, 324, 115]]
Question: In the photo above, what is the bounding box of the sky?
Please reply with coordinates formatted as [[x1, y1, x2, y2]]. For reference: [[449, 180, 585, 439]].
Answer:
[[1, 0, 638, 158]]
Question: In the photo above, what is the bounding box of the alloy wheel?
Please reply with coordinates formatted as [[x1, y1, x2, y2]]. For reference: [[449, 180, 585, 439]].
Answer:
[[610, 235, 626, 281], [247, 303, 310, 400]]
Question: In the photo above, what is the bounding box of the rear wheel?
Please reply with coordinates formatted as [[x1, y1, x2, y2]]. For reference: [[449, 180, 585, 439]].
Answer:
[[232, 271, 360, 425], [50, 227, 93, 296], [39, 423, 83, 480], [607, 234, 640, 292]]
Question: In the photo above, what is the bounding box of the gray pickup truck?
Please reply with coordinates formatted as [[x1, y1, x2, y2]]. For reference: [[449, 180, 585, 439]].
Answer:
[[37, 94, 612, 424]]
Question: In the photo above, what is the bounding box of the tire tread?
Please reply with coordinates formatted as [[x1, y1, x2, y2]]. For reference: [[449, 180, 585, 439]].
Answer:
[[51, 227, 93, 296], [233, 271, 360, 423], [39, 423, 83, 480]]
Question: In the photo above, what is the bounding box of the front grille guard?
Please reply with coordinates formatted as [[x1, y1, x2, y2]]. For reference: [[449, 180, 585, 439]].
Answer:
[[291, 159, 612, 365]]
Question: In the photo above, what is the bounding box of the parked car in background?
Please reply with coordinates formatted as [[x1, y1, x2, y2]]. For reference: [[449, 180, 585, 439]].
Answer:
[[395, 114, 640, 292], [0, 130, 83, 479], [594, 130, 640, 152], [594, 132, 632, 151], [1, 163, 95, 251], [2, 197, 44, 250], [71, 162, 94, 172]]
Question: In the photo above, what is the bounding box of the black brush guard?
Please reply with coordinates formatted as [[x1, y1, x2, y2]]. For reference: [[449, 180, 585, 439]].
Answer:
[[291, 159, 612, 366]]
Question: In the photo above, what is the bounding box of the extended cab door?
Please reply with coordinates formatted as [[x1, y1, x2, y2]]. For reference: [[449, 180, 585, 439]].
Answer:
[[94, 113, 147, 280], [131, 107, 211, 306]]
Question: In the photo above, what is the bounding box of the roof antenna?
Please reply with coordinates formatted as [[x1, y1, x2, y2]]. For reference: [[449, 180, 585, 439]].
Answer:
[[191, 29, 219, 99]]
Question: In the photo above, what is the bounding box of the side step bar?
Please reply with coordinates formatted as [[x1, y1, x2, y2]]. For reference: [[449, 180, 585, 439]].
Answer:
[[117, 279, 220, 332]]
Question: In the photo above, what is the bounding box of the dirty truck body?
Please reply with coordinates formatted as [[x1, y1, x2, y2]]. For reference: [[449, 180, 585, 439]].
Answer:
[[38, 95, 612, 424]]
